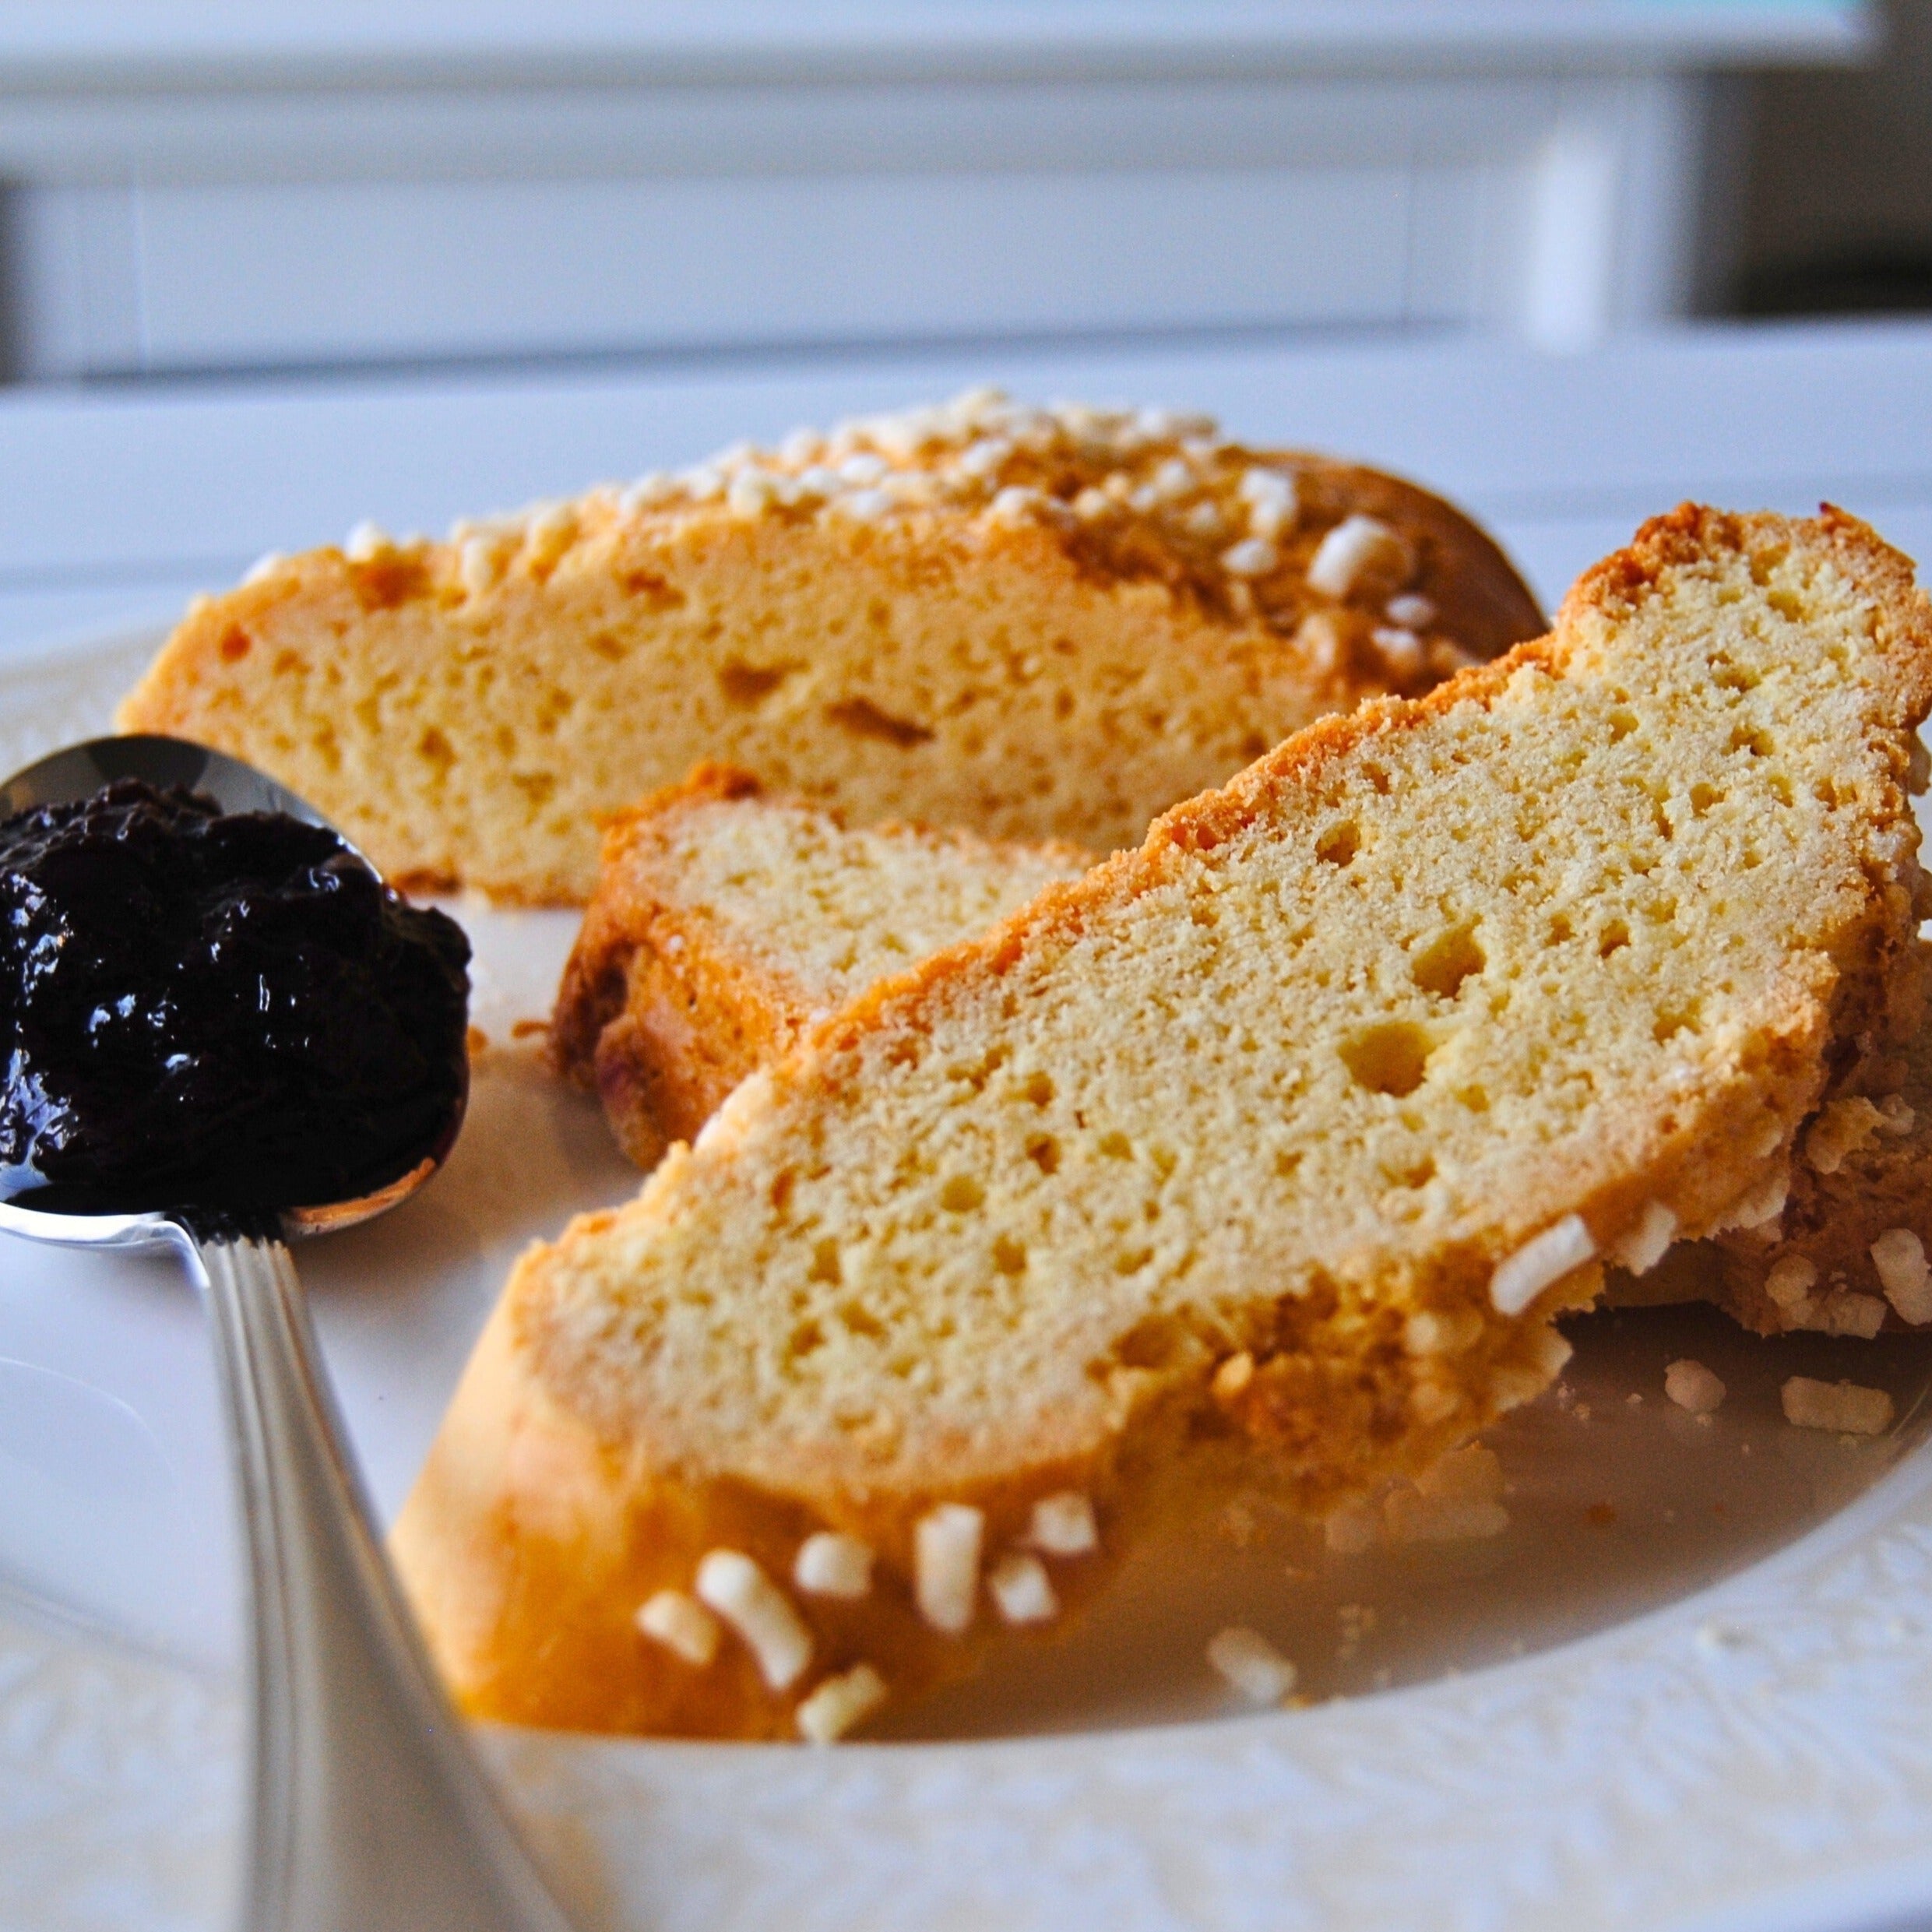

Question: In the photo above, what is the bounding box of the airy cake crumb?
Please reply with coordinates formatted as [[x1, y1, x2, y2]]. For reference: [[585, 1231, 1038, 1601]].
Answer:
[[551, 767, 1091, 1167], [121, 389, 1546, 903]]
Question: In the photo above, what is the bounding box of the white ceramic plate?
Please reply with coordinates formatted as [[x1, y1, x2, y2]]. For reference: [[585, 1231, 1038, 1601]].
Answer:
[[6, 630, 1932, 1932]]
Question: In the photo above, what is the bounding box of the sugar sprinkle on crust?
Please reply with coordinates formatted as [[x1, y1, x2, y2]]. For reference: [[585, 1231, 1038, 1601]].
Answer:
[[1611, 1202, 1678, 1276], [1490, 1215, 1598, 1315], [343, 519, 390, 562], [988, 1553, 1059, 1624], [1026, 1490, 1100, 1556], [1781, 1376, 1895, 1434], [795, 1663, 888, 1744], [1206, 1627, 1297, 1704], [635, 1589, 720, 1666], [915, 1504, 984, 1635], [695, 1550, 813, 1690], [1307, 514, 1407, 601], [794, 1531, 875, 1599]]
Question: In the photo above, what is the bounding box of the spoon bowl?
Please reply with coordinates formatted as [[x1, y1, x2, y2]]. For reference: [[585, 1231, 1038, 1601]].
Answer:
[[0, 731, 337, 829], [0, 733, 460, 1245], [0, 734, 575, 1932]]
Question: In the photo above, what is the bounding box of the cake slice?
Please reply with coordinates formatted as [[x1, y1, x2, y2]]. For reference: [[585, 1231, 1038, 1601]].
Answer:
[[551, 764, 1093, 1167], [115, 392, 1543, 902], [565, 774, 1932, 1346], [392, 507, 1932, 1741]]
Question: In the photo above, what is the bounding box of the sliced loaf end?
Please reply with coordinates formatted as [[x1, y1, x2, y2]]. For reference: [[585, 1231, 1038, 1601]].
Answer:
[[551, 763, 1093, 1165]]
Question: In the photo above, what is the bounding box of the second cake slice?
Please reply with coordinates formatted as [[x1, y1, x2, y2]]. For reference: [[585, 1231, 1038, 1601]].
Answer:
[[551, 765, 1091, 1167], [557, 772, 1932, 1346]]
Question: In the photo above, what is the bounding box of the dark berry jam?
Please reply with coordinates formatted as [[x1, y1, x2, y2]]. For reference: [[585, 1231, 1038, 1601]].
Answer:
[[0, 777, 470, 1217]]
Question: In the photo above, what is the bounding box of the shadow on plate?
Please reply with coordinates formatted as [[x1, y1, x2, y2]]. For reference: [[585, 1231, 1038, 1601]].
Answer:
[[882, 1300, 1932, 1740]]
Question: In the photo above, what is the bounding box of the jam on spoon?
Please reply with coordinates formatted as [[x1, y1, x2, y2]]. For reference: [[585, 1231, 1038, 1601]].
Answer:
[[0, 738, 578, 1932], [0, 776, 469, 1218]]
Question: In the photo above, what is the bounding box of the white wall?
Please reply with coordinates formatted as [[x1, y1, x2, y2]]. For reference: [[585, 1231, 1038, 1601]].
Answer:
[[0, 3, 1870, 378]]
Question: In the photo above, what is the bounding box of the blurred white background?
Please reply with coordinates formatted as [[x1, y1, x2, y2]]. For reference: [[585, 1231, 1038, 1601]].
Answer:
[[0, 1, 1923, 660], [0, 1, 1879, 382]]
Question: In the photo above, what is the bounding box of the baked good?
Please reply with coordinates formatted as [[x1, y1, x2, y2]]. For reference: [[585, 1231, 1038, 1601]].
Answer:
[[391, 506, 1932, 1740], [115, 392, 1543, 903], [564, 776, 1932, 1341], [1701, 946, 1932, 1336], [551, 764, 1091, 1167]]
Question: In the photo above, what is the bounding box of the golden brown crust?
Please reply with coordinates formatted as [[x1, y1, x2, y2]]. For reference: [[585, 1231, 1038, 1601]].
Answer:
[[549, 765, 808, 1162], [402, 1293, 1184, 1739], [117, 398, 1544, 903], [393, 505, 1932, 1741]]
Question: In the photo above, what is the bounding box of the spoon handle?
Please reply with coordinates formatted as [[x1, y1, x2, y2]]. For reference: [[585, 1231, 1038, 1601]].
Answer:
[[195, 1233, 579, 1932]]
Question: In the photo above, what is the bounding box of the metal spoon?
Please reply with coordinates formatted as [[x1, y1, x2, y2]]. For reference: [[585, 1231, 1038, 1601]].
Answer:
[[0, 735, 578, 1932]]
